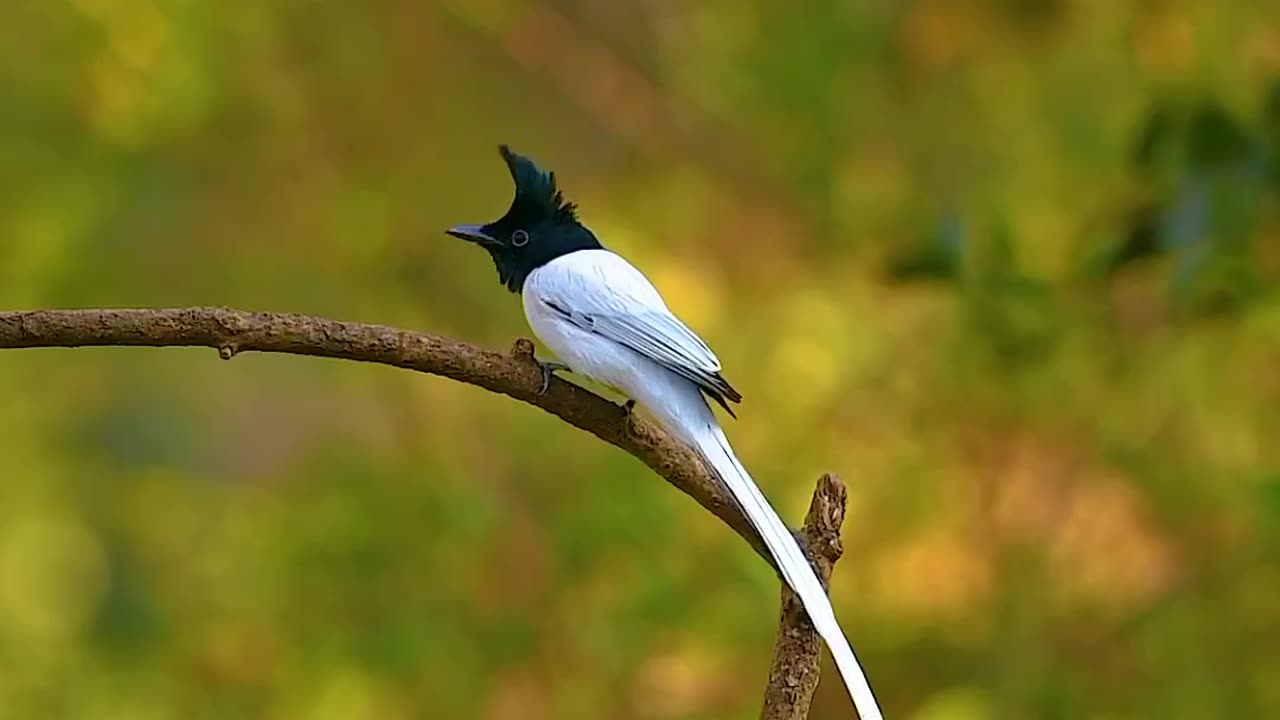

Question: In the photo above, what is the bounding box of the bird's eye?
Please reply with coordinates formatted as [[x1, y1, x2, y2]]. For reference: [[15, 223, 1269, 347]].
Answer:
[[511, 229, 530, 247]]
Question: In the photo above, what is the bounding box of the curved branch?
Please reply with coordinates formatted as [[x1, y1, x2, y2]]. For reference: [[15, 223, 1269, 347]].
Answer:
[[0, 306, 847, 717], [0, 307, 765, 547]]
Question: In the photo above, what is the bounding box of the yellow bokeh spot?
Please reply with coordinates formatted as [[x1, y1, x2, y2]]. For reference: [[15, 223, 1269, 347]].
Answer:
[[873, 530, 991, 617], [75, 0, 184, 147], [306, 670, 381, 720], [768, 332, 836, 415], [434, 0, 521, 34], [4, 210, 70, 306], [0, 514, 109, 642], [912, 686, 991, 720], [632, 643, 726, 718], [648, 256, 724, 332], [1048, 477, 1174, 610], [580, 217, 642, 259], [1133, 7, 1198, 73], [765, 289, 854, 415]]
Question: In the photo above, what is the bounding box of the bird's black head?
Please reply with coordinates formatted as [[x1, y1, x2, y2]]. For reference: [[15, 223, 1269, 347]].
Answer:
[[447, 145, 602, 293]]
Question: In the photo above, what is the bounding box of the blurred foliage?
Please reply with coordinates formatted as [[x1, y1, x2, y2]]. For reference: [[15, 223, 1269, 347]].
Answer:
[[1, 0, 1278, 718]]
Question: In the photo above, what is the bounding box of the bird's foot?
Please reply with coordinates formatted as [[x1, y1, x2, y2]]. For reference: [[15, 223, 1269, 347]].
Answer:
[[538, 360, 571, 396]]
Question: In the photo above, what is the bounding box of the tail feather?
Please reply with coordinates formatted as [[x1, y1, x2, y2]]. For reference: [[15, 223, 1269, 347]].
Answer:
[[695, 422, 883, 720]]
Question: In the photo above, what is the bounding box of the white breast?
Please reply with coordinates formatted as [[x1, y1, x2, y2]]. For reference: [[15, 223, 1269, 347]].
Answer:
[[522, 251, 646, 392], [521, 250, 706, 424]]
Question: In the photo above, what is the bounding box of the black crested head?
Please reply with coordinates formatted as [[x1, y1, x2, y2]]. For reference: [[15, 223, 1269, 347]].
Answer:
[[446, 145, 602, 293], [498, 144, 579, 226]]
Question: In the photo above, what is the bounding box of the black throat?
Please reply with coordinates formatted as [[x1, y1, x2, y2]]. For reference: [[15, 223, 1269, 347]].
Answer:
[[486, 220, 604, 293]]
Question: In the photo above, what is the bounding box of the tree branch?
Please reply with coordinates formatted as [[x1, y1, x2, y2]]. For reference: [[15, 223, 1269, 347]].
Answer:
[[762, 473, 848, 720], [0, 306, 847, 717]]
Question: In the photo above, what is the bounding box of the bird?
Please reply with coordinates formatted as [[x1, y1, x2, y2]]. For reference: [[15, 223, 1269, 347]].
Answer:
[[447, 145, 883, 719]]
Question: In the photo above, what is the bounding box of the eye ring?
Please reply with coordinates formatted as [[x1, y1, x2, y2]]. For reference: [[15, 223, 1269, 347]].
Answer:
[[511, 229, 531, 247]]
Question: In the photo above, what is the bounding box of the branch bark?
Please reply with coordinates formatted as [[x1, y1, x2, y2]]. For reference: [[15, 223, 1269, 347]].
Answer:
[[762, 473, 848, 720], [0, 306, 846, 718]]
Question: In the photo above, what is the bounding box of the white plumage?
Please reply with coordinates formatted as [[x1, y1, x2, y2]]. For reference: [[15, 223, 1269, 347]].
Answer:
[[523, 249, 883, 720]]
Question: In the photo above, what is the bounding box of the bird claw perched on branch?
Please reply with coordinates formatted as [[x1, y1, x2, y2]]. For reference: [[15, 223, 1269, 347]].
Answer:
[[537, 360, 570, 395]]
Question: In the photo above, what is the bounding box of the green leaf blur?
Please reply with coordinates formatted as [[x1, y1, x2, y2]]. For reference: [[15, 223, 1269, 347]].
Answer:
[[1, 1, 1277, 718]]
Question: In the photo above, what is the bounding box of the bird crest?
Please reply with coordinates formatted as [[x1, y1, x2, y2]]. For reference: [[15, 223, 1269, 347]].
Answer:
[[498, 145, 578, 223]]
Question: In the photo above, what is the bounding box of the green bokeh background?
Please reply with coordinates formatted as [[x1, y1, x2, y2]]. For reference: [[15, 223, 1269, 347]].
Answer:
[[2, 1, 1278, 718]]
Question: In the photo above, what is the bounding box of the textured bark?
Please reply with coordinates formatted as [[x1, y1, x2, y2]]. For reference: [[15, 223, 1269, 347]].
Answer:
[[761, 473, 849, 720], [0, 306, 849, 718]]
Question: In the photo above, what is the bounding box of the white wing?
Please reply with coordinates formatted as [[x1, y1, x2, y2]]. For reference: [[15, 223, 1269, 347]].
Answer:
[[531, 250, 742, 412]]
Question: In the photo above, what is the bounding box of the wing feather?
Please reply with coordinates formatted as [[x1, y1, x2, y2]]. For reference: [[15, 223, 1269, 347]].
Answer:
[[537, 252, 743, 415]]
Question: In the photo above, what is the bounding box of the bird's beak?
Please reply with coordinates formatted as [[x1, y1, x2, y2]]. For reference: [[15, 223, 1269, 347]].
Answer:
[[446, 223, 498, 246]]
